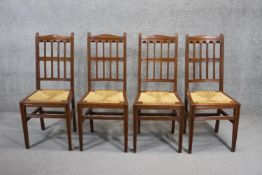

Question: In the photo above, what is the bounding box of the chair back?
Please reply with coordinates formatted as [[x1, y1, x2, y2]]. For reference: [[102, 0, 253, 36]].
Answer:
[[138, 33, 179, 92], [87, 33, 127, 91], [35, 33, 74, 90], [185, 34, 224, 92]]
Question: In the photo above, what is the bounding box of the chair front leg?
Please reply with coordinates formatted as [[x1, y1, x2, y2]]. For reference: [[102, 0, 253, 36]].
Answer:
[[232, 105, 240, 152], [188, 106, 195, 154], [65, 104, 72, 151], [133, 105, 138, 153], [20, 103, 30, 149], [124, 105, 128, 152], [78, 104, 83, 151]]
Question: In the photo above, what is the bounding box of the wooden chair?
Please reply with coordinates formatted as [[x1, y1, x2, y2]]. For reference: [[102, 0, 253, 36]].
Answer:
[[133, 33, 184, 153], [184, 34, 241, 153], [19, 33, 76, 150], [77, 33, 128, 152]]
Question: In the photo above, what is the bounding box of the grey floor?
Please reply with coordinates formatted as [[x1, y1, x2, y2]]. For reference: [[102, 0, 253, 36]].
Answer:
[[0, 112, 261, 175]]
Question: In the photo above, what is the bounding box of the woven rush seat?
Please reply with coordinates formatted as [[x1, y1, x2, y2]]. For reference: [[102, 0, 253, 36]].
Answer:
[[190, 91, 233, 104], [28, 89, 69, 102], [83, 90, 124, 103], [138, 91, 179, 104]]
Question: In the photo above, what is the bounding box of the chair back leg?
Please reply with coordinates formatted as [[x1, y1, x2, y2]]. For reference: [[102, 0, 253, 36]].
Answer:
[[232, 106, 240, 152], [65, 105, 72, 150], [188, 107, 195, 154], [124, 105, 128, 152], [133, 106, 138, 153]]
